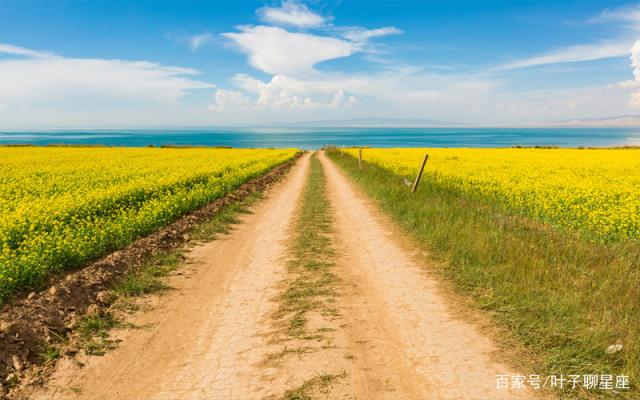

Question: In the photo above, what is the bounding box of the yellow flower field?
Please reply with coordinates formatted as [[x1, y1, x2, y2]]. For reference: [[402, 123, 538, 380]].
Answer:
[[344, 148, 640, 242], [0, 146, 298, 301]]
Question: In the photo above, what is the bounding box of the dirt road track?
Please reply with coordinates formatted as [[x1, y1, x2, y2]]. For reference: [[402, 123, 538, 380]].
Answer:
[[29, 152, 541, 400], [318, 152, 537, 399]]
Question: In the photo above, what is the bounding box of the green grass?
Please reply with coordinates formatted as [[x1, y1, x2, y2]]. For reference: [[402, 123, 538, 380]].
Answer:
[[113, 253, 182, 297], [77, 312, 118, 356], [78, 313, 117, 338], [327, 149, 640, 399], [281, 372, 345, 400], [39, 345, 61, 364], [191, 192, 263, 241], [271, 153, 339, 342]]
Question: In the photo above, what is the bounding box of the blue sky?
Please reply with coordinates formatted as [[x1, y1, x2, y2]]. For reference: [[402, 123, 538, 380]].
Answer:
[[0, 0, 639, 127]]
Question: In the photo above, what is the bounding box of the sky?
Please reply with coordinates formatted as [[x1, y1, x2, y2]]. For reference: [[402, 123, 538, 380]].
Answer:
[[0, 0, 639, 128]]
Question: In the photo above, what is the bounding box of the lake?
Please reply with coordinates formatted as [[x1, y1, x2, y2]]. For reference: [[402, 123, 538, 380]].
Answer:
[[1, 127, 639, 149]]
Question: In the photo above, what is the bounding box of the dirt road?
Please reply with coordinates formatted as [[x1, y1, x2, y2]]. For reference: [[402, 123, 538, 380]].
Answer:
[[30, 152, 540, 400], [318, 152, 536, 399]]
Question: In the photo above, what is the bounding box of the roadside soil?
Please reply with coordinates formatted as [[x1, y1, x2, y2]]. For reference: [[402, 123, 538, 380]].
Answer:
[[23, 151, 544, 400]]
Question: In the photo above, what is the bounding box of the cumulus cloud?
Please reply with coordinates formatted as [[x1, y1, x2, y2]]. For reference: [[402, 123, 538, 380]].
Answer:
[[207, 89, 252, 111], [221, 73, 357, 111], [223, 25, 355, 76], [608, 41, 640, 107], [258, 0, 325, 28], [217, 4, 403, 112], [0, 43, 214, 121], [632, 41, 640, 80], [188, 33, 214, 52], [609, 80, 638, 90], [212, 26, 496, 113], [206, 66, 498, 116]]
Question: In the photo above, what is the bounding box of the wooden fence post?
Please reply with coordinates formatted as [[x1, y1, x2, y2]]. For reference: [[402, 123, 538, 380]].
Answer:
[[411, 153, 429, 193], [358, 148, 362, 169]]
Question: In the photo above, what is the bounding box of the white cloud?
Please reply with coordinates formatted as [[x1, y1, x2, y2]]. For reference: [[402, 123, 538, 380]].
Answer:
[[204, 65, 499, 116], [188, 33, 214, 52], [0, 43, 56, 59], [590, 4, 640, 27], [215, 13, 500, 115], [0, 43, 214, 126], [632, 41, 640, 80], [500, 41, 633, 69], [629, 41, 640, 107], [218, 73, 358, 111], [258, 0, 325, 28], [223, 25, 355, 76], [207, 61, 637, 125], [208, 89, 252, 111], [217, 19, 402, 112], [500, 3, 640, 71], [215, 2, 405, 113], [608, 41, 640, 108], [340, 27, 402, 44], [609, 80, 638, 89]]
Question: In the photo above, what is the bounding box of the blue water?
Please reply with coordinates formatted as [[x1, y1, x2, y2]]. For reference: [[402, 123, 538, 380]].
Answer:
[[1, 127, 639, 149]]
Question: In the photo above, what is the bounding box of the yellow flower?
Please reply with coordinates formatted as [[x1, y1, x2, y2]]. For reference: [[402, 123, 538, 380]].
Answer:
[[346, 147, 640, 242]]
